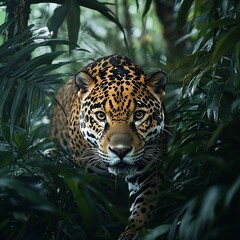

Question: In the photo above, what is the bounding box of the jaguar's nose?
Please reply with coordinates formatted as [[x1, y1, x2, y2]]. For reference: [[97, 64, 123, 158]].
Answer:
[[109, 146, 133, 161]]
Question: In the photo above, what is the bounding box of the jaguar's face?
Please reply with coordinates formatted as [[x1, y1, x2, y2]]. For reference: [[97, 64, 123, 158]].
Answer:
[[75, 56, 167, 176]]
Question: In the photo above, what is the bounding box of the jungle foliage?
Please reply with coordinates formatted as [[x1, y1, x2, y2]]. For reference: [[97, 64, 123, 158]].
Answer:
[[0, 0, 240, 239]]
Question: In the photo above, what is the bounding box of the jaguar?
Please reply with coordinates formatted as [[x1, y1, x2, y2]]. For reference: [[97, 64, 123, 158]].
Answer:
[[51, 54, 168, 239]]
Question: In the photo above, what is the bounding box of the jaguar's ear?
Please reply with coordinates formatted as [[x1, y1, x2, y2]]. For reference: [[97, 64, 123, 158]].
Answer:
[[146, 71, 168, 97], [75, 71, 95, 93]]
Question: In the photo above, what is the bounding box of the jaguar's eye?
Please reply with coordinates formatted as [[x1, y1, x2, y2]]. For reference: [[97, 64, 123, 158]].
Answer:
[[95, 111, 106, 121], [134, 110, 146, 121]]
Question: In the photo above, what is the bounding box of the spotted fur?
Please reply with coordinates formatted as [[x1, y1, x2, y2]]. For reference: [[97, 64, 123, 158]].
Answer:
[[51, 55, 168, 239]]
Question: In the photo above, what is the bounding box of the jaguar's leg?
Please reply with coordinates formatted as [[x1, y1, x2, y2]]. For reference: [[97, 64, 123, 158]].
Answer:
[[118, 162, 163, 240]]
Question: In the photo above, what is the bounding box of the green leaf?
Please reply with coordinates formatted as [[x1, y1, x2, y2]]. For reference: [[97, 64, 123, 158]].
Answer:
[[18, 51, 65, 75], [142, 0, 152, 19], [63, 173, 96, 222], [174, 50, 205, 70], [0, 120, 11, 142], [0, 151, 12, 167], [0, 20, 13, 35], [206, 123, 225, 149], [187, 68, 209, 96], [235, 40, 240, 72], [199, 187, 222, 223], [47, 3, 68, 38], [0, 42, 38, 76], [179, 199, 197, 240], [0, 76, 15, 117], [225, 176, 240, 207], [25, 85, 35, 130], [0, 177, 60, 214], [135, 0, 139, 10], [79, 0, 128, 47], [176, 0, 194, 29], [0, 141, 11, 152], [9, 81, 26, 136], [210, 24, 240, 64], [218, 90, 236, 122], [144, 224, 170, 240], [206, 81, 223, 122], [67, 0, 81, 49]]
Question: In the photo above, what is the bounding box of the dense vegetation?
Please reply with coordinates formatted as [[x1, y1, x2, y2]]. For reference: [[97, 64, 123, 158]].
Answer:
[[0, 0, 239, 239]]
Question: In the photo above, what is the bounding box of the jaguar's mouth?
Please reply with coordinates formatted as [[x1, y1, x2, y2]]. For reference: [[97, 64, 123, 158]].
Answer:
[[108, 163, 137, 176]]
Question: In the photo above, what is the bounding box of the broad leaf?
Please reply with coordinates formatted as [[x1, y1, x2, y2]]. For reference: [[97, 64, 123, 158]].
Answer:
[[67, 0, 81, 49]]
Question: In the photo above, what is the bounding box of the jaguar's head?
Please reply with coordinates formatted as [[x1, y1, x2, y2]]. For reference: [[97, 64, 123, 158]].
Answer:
[[75, 55, 167, 176]]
